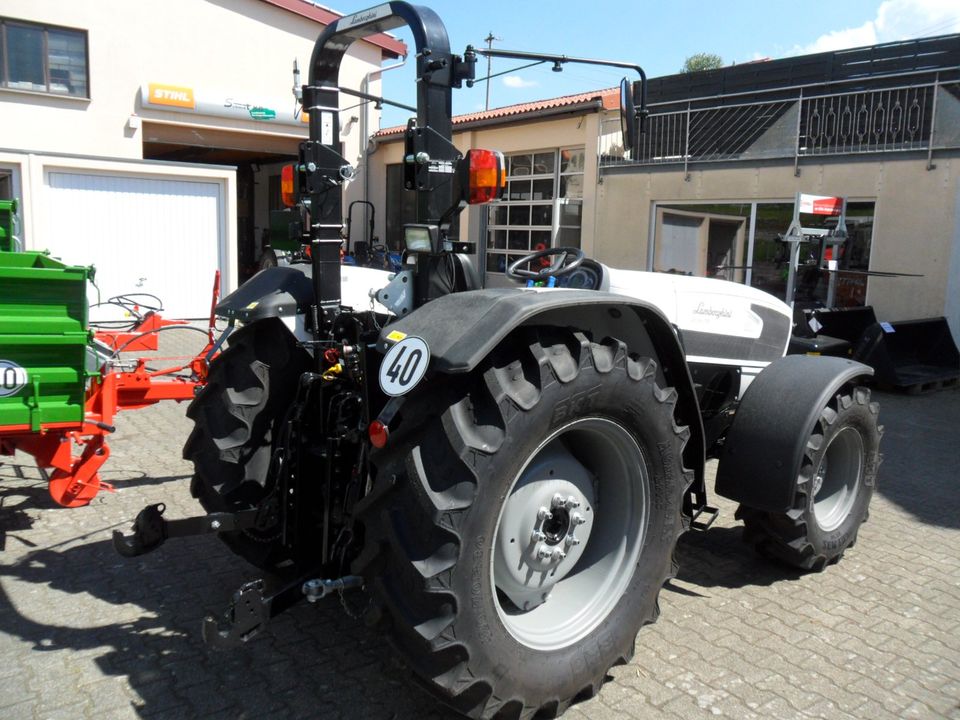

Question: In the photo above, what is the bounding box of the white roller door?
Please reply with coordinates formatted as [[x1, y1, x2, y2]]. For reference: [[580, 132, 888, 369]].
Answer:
[[43, 171, 223, 319]]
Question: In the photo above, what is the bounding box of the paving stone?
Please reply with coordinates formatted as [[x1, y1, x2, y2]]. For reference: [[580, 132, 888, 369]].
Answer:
[[1, 331, 957, 719]]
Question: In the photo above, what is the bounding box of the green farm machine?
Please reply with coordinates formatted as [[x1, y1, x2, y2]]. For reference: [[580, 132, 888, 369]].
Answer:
[[0, 198, 218, 506]]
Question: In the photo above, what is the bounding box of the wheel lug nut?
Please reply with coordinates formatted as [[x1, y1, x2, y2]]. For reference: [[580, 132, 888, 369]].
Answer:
[[536, 544, 553, 560], [530, 530, 545, 543], [564, 495, 580, 509], [537, 507, 552, 521], [552, 548, 566, 561], [571, 512, 586, 525], [551, 493, 565, 509], [565, 535, 581, 546]]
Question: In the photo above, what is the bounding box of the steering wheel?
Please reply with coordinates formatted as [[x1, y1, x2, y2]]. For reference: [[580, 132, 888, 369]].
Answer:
[[506, 247, 585, 280]]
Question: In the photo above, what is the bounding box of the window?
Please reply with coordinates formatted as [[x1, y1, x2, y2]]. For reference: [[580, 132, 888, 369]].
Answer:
[[486, 148, 584, 274], [654, 200, 875, 307], [1, 18, 88, 97], [385, 163, 459, 250]]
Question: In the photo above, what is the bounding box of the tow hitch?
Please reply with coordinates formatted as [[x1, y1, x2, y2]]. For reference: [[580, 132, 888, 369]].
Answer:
[[113, 502, 365, 647], [111, 503, 262, 556]]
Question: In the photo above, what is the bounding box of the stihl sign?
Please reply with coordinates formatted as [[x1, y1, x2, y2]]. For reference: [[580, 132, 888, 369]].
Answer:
[[148, 83, 196, 109], [798, 193, 843, 216]]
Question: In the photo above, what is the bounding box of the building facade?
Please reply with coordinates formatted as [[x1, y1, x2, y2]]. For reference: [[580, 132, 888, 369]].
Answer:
[[371, 35, 960, 340], [595, 35, 960, 339], [370, 89, 616, 288], [0, 0, 403, 316]]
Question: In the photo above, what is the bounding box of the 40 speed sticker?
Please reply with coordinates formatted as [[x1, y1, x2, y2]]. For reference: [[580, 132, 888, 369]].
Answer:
[[0, 360, 28, 398], [379, 336, 429, 396]]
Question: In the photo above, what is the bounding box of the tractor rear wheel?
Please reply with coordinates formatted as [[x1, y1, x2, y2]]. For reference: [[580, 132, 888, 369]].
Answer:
[[737, 386, 881, 571], [183, 318, 311, 571], [356, 329, 692, 719]]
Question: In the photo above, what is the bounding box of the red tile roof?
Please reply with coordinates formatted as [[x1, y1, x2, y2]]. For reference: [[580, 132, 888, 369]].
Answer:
[[259, 0, 407, 58], [376, 86, 620, 137]]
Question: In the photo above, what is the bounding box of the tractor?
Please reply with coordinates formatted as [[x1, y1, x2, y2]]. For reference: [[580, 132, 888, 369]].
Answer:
[[114, 4, 882, 718]]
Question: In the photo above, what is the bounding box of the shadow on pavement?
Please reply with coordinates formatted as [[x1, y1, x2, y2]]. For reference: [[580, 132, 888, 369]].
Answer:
[[870, 388, 960, 530], [0, 533, 460, 719], [670, 526, 803, 592]]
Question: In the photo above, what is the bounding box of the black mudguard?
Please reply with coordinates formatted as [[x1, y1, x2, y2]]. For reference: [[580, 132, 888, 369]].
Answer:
[[216, 266, 313, 324], [715, 354, 874, 512], [376, 288, 707, 494]]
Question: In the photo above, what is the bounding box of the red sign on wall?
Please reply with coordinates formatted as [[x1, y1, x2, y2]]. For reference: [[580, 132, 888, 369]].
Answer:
[[798, 193, 843, 215]]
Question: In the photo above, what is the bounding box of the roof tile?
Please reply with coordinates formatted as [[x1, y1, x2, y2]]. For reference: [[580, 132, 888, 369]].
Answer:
[[376, 86, 619, 136]]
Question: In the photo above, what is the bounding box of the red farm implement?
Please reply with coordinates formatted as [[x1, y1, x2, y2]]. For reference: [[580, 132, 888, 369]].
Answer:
[[0, 232, 220, 507]]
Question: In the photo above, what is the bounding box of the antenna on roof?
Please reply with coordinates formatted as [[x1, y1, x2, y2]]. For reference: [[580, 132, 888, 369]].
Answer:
[[483, 32, 501, 111]]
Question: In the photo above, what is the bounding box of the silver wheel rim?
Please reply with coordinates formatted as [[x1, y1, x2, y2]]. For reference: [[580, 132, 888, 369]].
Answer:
[[812, 426, 864, 532], [491, 417, 649, 651]]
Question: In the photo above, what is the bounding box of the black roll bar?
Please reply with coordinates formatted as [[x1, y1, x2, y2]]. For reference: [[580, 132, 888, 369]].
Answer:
[[300, 2, 465, 320]]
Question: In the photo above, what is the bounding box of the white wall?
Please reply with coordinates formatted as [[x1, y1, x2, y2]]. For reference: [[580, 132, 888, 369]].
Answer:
[[0, 0, 388, 166]]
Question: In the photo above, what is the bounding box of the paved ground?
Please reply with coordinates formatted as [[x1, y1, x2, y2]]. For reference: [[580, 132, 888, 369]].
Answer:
[[1, 327, 958, 720]]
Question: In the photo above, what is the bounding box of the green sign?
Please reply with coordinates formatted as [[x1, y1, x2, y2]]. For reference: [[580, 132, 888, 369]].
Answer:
[[249, 106, 276, 120]]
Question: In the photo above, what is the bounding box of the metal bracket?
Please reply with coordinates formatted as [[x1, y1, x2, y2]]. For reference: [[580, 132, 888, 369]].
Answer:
[[112, 503, 259, 557], [201, 570, 353, 648], [374, 270, 415, 317]]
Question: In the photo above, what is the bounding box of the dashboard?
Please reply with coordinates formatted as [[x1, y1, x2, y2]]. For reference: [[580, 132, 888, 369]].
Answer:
[[554, 259, 607, 291]]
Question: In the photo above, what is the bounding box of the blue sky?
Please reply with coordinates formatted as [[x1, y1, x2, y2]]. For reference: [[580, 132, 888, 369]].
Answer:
[[364, 0, 960, 127]]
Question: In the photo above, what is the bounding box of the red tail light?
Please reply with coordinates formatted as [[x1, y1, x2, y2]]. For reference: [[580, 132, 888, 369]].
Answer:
[[465, 149, 505, 205], [368, 420, 389, 449], [281, 164, 297, 207]]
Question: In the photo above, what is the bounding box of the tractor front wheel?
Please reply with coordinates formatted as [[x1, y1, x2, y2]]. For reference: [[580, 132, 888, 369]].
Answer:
[[737, 386, 882, 570]]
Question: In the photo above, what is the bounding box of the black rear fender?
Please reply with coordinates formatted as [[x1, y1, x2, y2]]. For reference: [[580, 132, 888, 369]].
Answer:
[[377, 288, 706, 494], [216, 266, 313, 324]]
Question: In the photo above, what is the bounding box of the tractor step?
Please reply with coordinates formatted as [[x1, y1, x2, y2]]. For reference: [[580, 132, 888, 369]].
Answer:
[[690, 504, 720, 531], [111, 503, 260, 557]]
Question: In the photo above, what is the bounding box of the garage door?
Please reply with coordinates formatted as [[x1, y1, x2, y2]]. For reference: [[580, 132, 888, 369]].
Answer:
[[43, 171, 223, 319]]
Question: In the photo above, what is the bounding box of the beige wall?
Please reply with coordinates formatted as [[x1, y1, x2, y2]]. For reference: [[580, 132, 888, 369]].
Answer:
[[368, 111, 602, 255], [0, 0, 385, 165], [596, 156, 960, 333]]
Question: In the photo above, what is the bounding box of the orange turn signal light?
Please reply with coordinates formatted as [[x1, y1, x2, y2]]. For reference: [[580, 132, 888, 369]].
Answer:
[[281, 163, 296, 207], [465, 149, 505, 205]]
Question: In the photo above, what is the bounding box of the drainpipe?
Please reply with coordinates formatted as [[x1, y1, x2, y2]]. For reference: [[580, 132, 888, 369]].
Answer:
[[361, 59, 407, 245]]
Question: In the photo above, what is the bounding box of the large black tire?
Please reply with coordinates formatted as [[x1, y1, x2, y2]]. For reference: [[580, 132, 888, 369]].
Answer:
[[737, 386, 882, 571], [257, 247, 279, 272], [356, 329, 692, 719], [183, 319, 311, 570]]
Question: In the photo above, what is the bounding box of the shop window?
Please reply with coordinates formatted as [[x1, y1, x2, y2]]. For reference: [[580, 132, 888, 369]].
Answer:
[[655, 201, 874, 307], [1, 18, 88, 97], [486, 148, 584, 274]]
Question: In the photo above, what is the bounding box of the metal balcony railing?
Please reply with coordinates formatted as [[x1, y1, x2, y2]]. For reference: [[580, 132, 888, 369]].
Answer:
[[599, 78, 960, 173]]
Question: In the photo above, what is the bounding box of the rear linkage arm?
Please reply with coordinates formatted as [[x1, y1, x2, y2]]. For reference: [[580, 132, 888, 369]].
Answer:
[[111, 502, 262, 557]]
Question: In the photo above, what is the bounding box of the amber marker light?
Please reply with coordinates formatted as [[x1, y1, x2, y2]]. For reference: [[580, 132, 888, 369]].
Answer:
[[281, 164, 296, 207], [466, 149, 506, 204]]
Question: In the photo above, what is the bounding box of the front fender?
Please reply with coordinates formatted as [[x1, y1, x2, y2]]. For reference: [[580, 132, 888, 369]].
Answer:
[[377, 288, 707, 494], [715, 354, 874, 512]]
